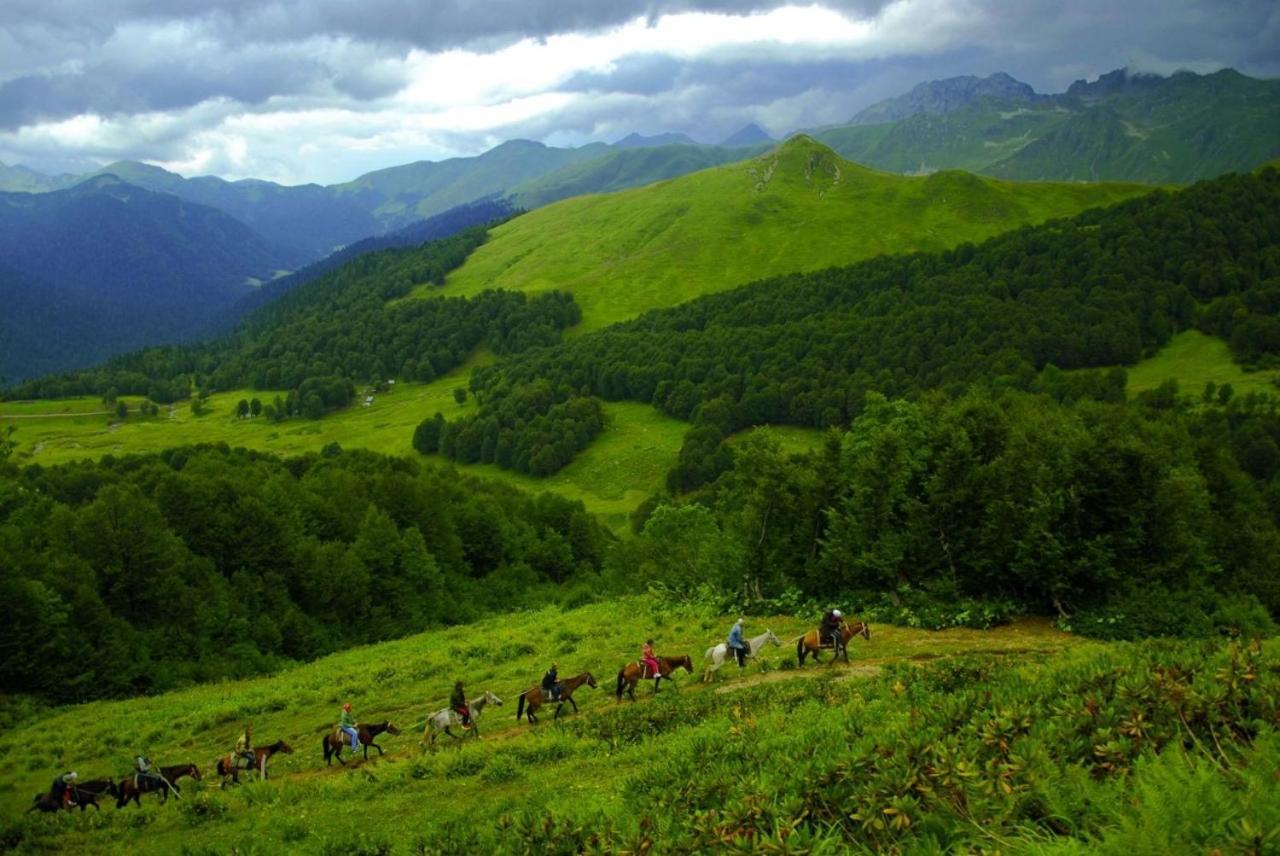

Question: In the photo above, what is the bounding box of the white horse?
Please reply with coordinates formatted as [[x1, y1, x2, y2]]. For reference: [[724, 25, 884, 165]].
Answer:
[[703, 629, 782, 681], [421, 690, 503, 748]]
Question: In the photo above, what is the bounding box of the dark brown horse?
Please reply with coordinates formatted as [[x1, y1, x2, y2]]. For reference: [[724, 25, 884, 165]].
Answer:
[[322, 720, 401, 765], [616, 654, 694, 701], [116, 764, 200, 807], [796, 620, 870, 665], [516, 671, 597, 723], [216, 740, 293, 787], [29, 779, 118, 813]]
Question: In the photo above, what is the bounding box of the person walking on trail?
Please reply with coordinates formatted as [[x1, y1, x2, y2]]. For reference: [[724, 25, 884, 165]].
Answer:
[[641, 639, 662, 679], [339, 703, 360, 752], [820, 608, 844, 648], [727, 618, 749, 667], [451, 681, 471, 729], [542, 663, 561, 701], [234, 724, 255, 770]]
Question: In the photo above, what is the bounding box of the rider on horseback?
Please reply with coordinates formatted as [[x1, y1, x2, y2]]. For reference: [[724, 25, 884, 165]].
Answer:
[[641, 639, 661, 679], [820, 608, 843, 647], [51, 771, 77, 809], [542, 662, 561, 701], [235, 724, 255, 770], [339, 703, 359, 752], [134, 755, 161, 789], [451, 681, 471, 729], [727, 618, 748, 667]]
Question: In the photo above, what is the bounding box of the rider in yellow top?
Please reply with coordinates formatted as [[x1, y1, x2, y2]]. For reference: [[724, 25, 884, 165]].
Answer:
[[234, 724, 254, 770]]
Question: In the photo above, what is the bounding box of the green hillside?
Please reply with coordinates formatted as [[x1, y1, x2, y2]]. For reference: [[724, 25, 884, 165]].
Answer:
[[429, 135, 1151, 332], [2, 597, 1275, 854]]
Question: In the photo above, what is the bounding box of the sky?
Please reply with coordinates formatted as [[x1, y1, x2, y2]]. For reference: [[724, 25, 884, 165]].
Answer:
[[1, 0, 1277, 185]]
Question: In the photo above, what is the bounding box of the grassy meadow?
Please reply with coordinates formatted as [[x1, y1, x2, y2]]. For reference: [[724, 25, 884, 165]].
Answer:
[[425, 136, 1152, 333], [1126, 330, 1280, 398], [4, 597, 1275, 854]]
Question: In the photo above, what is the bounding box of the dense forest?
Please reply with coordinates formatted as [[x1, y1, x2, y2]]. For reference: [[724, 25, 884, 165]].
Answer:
[[0, 440, 610, 702], [6, 223, 580, 409], [433, 167, 1280, 487]]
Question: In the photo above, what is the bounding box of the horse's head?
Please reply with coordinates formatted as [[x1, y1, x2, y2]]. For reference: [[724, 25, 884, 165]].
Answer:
[[680, 655, 693, 673], [585, 672, 598, 689], [385, 722, 402, 736], [275, 740, 295, 754], [766, 629, 782, 647], [188, 765, 202, 781], [859, 621, 871, 640], [484, 690, 504, 706]]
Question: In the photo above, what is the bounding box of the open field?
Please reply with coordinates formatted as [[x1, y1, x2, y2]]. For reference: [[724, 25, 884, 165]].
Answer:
[[1127, 330, 1280, 398], [0, 597, 1088, 853]]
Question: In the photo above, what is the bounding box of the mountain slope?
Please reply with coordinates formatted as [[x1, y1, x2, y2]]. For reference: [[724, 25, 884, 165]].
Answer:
[[819, 67, 1280, 183], [0, 176, 298, 381], [432, 136, 1152, 331]]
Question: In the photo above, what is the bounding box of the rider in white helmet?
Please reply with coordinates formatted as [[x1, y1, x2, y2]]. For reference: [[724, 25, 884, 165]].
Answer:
[[820, 608, 844, 648]]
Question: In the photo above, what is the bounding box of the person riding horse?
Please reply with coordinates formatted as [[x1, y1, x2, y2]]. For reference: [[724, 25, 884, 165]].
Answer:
[[541, 663, 562, 701], [727, 619, 749, 667], [640, 639, 662, 679], [133, 755, 163, 790], [820, 609, 844, 648], [50, 771, 78, 810], [338, 703, 359, 752], [234, 724, 255, 771], [451, 680, 471, 729]]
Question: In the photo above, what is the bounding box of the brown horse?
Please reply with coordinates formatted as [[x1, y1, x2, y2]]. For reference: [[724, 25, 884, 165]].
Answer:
[[216, 740, 293, 787], [616, 654, 694, 701], [29, 779, 118, 813], [516, 671, 597, 724], [322, 720, 401, 765], [116, 764, 200, 807], [796, 620, 870, 665]]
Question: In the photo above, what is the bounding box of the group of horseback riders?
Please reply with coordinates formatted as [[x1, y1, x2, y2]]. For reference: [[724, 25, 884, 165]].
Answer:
[[46, 754, 177, 811]]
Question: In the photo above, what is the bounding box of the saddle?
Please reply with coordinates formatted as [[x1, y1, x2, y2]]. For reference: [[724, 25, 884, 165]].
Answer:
[[637, 661, 662, 679]]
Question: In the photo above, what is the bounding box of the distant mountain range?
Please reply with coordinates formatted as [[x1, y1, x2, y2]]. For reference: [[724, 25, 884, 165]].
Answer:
[[0, 176, 299, 382], [1, 66, 1275, 382], [815, 67, 1280, 182]]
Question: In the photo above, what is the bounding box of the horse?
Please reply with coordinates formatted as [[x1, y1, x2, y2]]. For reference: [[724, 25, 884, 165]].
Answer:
[[28, 779, 117, 813], [421, 690, 503, 747], [616, 654, 693, 701], [215, 740, 293, 788], [322, 720, 401, 765], [703, 629, 783, 681], [116, 764, 200, 807], [516, 671, 597, 724], [796, 619, 870, 665]]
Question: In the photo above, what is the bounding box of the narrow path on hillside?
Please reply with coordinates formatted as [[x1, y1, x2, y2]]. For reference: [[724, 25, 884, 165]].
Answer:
[[281, 632, 1068, 783]]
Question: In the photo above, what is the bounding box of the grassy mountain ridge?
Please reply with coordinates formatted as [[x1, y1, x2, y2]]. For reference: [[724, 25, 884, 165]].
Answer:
[[818, 67, 1280, 183], [432, 135, 1152, 332]]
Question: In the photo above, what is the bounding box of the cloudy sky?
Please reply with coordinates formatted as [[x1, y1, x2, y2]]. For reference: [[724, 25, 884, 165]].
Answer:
[[2, 0, 1277, 185]]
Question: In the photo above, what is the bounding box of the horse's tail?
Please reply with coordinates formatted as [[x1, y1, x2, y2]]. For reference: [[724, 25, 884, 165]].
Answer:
[[704, 645, 716, 661], [516, 691, 526, 721], [796, 634, 806, 664], [321, 732, 331, 762], [616, 668, 626, 700]]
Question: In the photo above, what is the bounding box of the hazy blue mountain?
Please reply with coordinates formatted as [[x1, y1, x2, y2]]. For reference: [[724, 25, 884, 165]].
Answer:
[[848, 71, 1042, 125], [0, 162, 79, 193], [613, 132, 699, 148], [719, 123, 773, 147], [0, 176, 298, 381]]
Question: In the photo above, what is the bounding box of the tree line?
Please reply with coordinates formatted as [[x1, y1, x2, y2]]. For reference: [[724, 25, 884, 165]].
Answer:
[[0, 442, 610, 703], [5, 223, 581, 419], [436, 168, 1279, 490]]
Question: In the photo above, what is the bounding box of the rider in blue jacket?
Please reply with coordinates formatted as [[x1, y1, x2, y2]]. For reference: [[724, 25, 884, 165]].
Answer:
[[727, 618, 748, 667]]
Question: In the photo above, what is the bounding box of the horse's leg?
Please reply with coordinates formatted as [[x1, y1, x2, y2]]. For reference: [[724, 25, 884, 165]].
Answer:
[[653, 676, 661, 694]]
